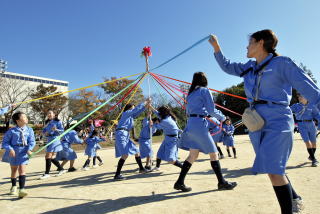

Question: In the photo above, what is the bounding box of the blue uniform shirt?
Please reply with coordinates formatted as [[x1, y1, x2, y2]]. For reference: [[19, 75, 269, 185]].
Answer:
[[86, 136, 104, 149], [186, 87, 225, 121], [2, 126, 36, 151], [62, 130, 83, 145], [42, 120, 64, 142], [291, 103, 320, 129], [117, 103, 145, 130], [139, 118, 157, 139], [0, 106, 10, 115], [154, 115, 181, 136], [223, 124, 235, 136], [214, 51, 320, 106]]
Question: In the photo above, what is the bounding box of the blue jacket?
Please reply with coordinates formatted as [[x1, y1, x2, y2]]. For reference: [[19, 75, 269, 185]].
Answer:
[[2, 126, 36, 151]]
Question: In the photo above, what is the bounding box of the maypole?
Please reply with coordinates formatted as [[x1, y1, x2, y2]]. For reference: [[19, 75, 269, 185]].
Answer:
[[141, 46, 153, 167]]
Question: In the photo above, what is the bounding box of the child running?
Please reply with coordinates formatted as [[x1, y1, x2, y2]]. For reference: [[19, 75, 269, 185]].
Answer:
[[56, 126, 84, 172], [83, 130, 105, 170], [291, 94, 320, 167], [152, 106, 183, 171], [138, 111, 158, 170]]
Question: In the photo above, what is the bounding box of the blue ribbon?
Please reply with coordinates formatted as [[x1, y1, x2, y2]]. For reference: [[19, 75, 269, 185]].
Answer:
[[149, 35, 210, 71]]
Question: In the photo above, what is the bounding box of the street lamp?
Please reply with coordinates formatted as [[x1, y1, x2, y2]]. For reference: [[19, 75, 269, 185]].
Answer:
[[0, 59, 8, 73]]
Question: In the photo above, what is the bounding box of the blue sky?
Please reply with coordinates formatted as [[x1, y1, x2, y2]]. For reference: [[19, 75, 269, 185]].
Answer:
[[1, 0, 319, 97]]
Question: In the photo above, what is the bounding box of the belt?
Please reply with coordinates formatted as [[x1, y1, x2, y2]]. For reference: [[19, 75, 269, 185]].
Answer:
[[296, 120, 312, 122], [252, 100, 280, 105], [166, 134, 178, 137], [189, 114, 206, 118], [116, 128, 129, 132]]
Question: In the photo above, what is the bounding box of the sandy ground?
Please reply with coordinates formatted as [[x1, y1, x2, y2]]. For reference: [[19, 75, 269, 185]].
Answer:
[[0, 133, 319, 214]]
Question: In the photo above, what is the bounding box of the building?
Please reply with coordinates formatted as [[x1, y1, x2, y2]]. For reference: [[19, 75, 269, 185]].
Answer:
[[0, 71, 69, 124]]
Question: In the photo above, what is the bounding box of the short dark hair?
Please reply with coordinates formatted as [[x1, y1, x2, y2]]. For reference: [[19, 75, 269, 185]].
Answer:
[[157, 106, 176, 121], [188, 72, 208, 95], [89, 130, 98, 138], [250, 29, 279, 56], [12, 112, 25, 125], [152, 117, 160, 123], [124, 104, 134, 112]]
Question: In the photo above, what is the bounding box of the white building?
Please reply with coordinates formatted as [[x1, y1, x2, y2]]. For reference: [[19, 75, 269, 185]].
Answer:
[[0, 71, 69, 124]]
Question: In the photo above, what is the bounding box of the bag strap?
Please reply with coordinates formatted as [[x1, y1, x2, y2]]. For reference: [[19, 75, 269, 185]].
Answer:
[[240, 56, 274, 77]]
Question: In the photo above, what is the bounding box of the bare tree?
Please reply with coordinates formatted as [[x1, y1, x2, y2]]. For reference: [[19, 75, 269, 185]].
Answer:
[[0, 77, 33, 129]]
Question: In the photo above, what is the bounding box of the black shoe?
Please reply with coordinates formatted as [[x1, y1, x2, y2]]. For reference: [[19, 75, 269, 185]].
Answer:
[[145, 165, 151, 170], [234, 156, 237, 159], [228, 154, 232, 157], [114, 174, 126, 181], [68, 167, 77, 172], [220, 155, 225, 159], [311, 160, 318, 167], [174, 182, 192, 192], [139, 168, 150, 173], [218, 181, 237, 190]]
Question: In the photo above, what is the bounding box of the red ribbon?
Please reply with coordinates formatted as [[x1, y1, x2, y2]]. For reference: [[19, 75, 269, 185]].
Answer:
[[142, 46, 152, 57]]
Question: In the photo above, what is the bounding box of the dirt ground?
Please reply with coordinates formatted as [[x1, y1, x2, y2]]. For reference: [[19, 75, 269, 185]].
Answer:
[[0, 133, 319, 214]]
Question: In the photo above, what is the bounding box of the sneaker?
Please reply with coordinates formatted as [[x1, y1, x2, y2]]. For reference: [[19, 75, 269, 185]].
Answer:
[[234, 156, 237, 159], [174, 182, 192, 192], [56, 169, 67, 177], [39, 174, 51, 180], [92, 165, 98, 168], [292, 197, 304, 213], [18, 189, 28, 198], [98, 162, 104, 166], [152, 167, 160, 172], [82, 167, 90, 171], [9, 186, 18, 195], [145, 165, 151, 170], [218, 181, 237, 190], [220, 155, 225, 159], [114, 174, 125, 181], [314, 159, 319, 164], [228, 154, 232, 157], [139, 168, 150, 174], [68, 167, 77, 172], [311, 160, 318, 167]]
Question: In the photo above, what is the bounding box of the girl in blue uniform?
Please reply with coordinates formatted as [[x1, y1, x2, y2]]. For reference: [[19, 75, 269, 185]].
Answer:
[[2, 112, 35, 198], [176, 72, 237, 192], [291, 95, 320, 167], [209, 29, 320, 214], [138, 112, 158, 170], [208, 115, 225, 158], [113, 99, 151, 180], [222, 118, 236, 158], [40, 110, 66, 179], [56, 126, 84, 172], [82, 130, 104, 170], [151, 106, 183, 171]]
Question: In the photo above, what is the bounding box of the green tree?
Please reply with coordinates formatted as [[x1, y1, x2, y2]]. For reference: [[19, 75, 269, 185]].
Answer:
[[30, 84, 68, 124]]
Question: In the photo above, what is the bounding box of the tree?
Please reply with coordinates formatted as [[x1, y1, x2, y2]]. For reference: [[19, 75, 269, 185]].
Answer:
[[30, 84, 68, 124], [0, 77, 33, 129], [214, 82, 248, 134], [99, 76, 145, 125], [67, 89, 108, 127], [100, 77, 145, 107]]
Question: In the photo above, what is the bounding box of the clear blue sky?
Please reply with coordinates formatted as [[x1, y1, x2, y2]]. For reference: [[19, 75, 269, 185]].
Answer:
[[1, 0, 319, 97]]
